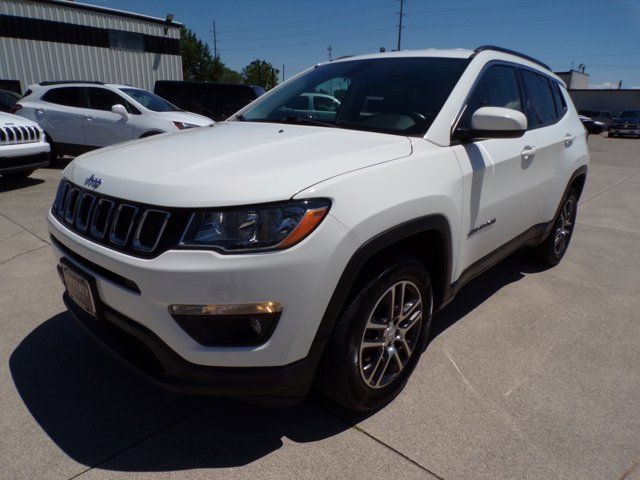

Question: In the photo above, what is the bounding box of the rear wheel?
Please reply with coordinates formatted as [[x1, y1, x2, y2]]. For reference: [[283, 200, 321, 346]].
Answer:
[[316, 256, 433, 411], [530, 189, 578, 267]]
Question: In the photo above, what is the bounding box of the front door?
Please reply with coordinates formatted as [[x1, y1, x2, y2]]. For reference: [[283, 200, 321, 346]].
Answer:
[[452, 64, 537, 278], [83, 87, 134, 147]]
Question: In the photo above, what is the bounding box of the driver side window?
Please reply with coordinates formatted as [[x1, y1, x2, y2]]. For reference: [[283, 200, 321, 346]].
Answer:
[[461, 65, 523, 129], [86, 87, 134, 113]]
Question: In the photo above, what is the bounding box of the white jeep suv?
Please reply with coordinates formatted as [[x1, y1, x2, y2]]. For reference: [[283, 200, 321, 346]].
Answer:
[[0, 112, 50, 179], [48, 46, 589, 411], [15, 82, 212, 159]]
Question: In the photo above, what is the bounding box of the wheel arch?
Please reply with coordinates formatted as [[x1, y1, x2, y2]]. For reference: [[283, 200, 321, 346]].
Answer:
[[541, 164, 588, 241], [314, 214, 453, 345], [569, 166, 588, 200]]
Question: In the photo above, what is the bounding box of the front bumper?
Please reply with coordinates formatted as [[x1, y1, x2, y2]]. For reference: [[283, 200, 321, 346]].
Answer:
[[48, 209, 358, 370], [63, 292, 325, 399], [0, 141, 50, 173]]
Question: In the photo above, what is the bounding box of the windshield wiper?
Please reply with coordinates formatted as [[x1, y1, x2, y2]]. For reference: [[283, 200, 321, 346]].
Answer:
[[277, 115, 337, 128], [234, 115, 338, 128]]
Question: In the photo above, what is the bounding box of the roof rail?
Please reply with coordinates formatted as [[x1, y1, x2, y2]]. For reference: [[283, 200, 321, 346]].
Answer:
[[39, 81, 104, 86], [470, 45, 550, 71]]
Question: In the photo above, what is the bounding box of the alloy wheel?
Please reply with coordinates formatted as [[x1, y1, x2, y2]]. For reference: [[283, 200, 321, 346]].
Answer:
[[358, 280, 425, 389], [553, 197, 575, 256]]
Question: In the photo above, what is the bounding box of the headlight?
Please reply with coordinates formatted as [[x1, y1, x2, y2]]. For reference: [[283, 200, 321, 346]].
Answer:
[[179, 199, 331, 252], [173, 121, 199, 130]]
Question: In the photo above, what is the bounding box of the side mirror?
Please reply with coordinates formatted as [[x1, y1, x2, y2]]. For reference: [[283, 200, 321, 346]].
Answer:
[[111, 104, 128, 118], [456, 106, 527, 140]]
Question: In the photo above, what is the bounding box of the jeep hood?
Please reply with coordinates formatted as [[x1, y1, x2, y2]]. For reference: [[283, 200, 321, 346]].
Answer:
[[0, 112, 40, 128], [64, 122, 412, 207]]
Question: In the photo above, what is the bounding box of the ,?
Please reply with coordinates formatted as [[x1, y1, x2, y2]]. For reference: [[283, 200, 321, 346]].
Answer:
[[47, 46, 589, 412]]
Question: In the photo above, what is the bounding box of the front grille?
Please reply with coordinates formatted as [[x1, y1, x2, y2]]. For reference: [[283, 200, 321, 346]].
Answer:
[[52, 180, 188, 258], [0, 125, 41, 144]]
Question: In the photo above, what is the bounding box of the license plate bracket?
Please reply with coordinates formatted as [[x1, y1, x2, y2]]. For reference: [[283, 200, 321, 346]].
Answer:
[[60, 259, 98, 317]]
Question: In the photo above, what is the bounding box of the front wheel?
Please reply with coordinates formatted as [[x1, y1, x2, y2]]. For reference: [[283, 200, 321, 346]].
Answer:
[[42, 133, 59, 166], [316, 256, 433, 411], [530, 189, 578, 267]]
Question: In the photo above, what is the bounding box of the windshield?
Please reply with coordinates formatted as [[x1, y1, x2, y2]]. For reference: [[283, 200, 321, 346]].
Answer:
[[239, 57, 468, 136], [119, 88, 180, 112], [620, 111, 640, 118]]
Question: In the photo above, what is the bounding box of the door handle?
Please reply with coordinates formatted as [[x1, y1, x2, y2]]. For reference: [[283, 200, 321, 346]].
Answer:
[[85, 115, 95, 121], [564, 133, 576, 147], [521, 145, 537, 159], [36, 108, 46, 114]]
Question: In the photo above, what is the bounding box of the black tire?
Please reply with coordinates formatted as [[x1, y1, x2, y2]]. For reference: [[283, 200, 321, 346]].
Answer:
[[316, 255, 433, 411], [2, 170, 33, 180], [44, 133, 60, 166], [530, 189, 578, 267], [608, 133, 617, 138]]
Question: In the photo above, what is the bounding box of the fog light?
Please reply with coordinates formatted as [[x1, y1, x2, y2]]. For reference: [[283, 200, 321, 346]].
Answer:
[[168, 302, 283, 347], [249, 317, 262, 336]]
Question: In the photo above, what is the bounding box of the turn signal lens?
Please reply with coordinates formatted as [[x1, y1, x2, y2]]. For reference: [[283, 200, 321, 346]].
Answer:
[[277, 207, 328, 248], [169, 302, 283, 316], [173, 121, 198, 130], [168, 302, 284, 346]]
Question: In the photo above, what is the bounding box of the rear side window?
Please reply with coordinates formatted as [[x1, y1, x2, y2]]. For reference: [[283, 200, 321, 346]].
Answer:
[[461, 65, 523, 129], [551, 82, 567, 117], [520, 70, 558, 128], [42, 87, 86, 108]]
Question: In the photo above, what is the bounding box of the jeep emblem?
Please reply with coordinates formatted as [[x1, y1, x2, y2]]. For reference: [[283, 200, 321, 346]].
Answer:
[[84, 174, 103, 189]]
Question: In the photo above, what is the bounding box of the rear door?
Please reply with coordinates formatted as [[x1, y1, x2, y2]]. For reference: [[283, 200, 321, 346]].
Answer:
[[452, 64, 538, 276], [83, 87, 135, 147], [38, 87, 86, 146], [518, 69, 571, 225]]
